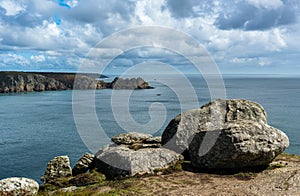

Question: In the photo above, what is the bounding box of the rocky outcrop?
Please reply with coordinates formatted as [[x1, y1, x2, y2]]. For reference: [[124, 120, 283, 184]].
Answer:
[[41, 156, 72, 183], [0, 73, 67, 93], [0, 72, 153, 93], [0, 177, 39, 195], [112, 132, 162, 150], [162, 99, 289, 168], [72, 153, 95, 176], [108, 77, 153, 89], [94, 145, 183, 179]]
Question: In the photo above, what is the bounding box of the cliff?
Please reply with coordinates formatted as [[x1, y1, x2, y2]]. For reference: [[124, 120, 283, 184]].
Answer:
[[0, 72, 152, 93]]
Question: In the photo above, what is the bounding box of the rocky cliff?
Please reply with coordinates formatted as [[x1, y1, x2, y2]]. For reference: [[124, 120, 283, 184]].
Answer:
[[0, 72, 152, 93]]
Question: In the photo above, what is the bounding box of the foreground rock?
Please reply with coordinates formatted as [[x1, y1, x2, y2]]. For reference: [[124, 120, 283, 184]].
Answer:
[[190, 121, 289, 168], [162, 99, 289, 168], [0, 177, 39, 195], [72, 153, 95, 176], [111, 132, 162, 149], [94, 146, 183, 179], [41, 156, 72, 183]]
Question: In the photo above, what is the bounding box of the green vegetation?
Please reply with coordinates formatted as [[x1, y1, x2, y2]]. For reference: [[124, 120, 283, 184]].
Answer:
[[37, 153, 300, 195], [233, 172, 256, 180]]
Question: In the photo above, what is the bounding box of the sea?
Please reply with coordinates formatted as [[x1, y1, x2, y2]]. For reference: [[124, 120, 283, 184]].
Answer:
[[0, 74, 299, 182]]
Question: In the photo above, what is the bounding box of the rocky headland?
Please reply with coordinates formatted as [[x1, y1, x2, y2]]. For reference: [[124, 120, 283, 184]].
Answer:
[[0, 71, 153, 93], [1, 99, 299, 195]]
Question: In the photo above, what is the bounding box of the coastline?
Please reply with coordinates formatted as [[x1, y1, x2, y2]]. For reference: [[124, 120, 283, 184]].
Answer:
[[0, 71, 153, 93]]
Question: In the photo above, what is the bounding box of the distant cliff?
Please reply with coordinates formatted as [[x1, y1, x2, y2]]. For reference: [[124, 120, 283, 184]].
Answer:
[[0, 72, 152, 93]]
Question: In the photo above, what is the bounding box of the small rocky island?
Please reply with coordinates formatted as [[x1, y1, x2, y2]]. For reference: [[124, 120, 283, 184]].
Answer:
[[0, 71, 153, 93], [1, 99, 299, 195]]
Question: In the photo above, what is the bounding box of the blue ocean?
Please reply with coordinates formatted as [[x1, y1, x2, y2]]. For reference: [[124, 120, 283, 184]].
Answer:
[[0, 75, 299, 182]]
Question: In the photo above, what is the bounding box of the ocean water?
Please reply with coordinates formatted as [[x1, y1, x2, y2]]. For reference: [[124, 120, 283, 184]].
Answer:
[[0, 75, 299, 182]]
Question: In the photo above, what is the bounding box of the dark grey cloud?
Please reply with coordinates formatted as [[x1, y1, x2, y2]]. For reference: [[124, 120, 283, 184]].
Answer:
[[215, 2, 297, 31], [165, 0, 198, 18]]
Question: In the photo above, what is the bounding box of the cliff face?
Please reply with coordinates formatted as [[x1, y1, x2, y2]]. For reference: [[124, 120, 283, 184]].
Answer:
[[0, 72, 152, 93], [0, 73, 67, 93]]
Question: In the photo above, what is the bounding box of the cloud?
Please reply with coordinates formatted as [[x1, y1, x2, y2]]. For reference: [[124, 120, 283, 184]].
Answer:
[[30, 55, 45, 63], [0, 0, 299, 73], [165, 0, 197, 18], [246, 0, 283, 9], [0, 0, 26, 16], [215, 1, 297, 31]]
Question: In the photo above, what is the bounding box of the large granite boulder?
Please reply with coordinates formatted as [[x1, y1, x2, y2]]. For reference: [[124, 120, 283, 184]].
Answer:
[[162, 99, 289, 168], [41, 156, 72, 183], [72, 153, 95, 176], [94, 145, 183, 179], [189, 121, 289, 168], [0, 177, 39, 195], [162, 99, 268, 154]]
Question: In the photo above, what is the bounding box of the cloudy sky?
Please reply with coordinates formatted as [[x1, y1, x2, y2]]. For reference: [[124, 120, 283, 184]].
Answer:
[[0, 0, 299, 74]]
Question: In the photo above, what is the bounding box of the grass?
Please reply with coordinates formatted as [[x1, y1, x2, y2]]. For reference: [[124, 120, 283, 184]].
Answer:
[[233, 172, 256, 180], [37, 153, 300, 195]]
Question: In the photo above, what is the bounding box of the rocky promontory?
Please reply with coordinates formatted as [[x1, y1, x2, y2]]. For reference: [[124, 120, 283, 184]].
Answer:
[[0, 71, 153, 93]]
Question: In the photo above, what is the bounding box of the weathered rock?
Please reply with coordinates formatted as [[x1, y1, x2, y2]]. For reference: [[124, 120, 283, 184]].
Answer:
[[112, 132, 153, 145], [162, 99, 269, 155], [145, 136, 162, 144], [112, 132, 162, 150], [189, 121, 289, 169], [72, 153, 95, 176], [41, 156, 72, 183], [162, 99, 289, 168], [94, 146, 183, 179], [0, 177, 39, 196], [128, 143, 161, 150]]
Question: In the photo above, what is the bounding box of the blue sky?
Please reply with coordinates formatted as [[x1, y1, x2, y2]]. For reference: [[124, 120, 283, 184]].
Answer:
[[0, 0, 299, 74]]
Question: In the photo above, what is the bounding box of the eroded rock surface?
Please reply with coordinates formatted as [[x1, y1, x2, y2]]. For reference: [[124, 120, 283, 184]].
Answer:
[[0, 177, 39, 196], [162, 99, 289, 168], [41, 156, 72, 183], [112, 132, 162, 150], [72, 153, 95, 176], [94, 145, 183, 179]]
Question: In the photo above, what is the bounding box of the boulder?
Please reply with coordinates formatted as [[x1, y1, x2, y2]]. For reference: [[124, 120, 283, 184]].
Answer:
[[0, 177, 39, 196], [189, 121, 289, 168], [111, 132, 162, 150], [162, 99, 289, 168], [162, 99, 268, 155], [72, 153, 95, 176], [41, 156, 72, 183], [94, 145, 183, 179], [112, 132, 153, 145]]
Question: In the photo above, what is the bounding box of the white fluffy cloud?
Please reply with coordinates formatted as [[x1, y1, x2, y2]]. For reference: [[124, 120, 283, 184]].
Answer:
[[246, 0, 283, 9], [30, 55, 45, 63], [0, 0, 26, 16], [0, 0, 299, 74]]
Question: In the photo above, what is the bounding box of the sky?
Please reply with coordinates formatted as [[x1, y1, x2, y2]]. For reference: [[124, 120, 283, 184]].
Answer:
[[0, 0, 299, 74]]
